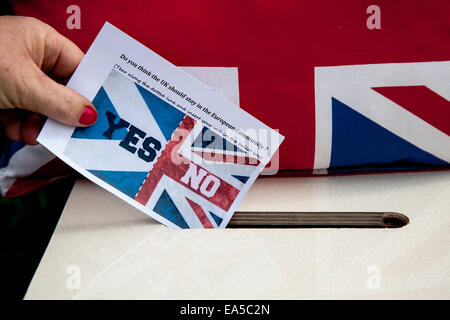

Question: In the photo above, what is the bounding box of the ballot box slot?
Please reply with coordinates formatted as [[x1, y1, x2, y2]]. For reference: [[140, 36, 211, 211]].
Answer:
[[227, 211, 409, 228]]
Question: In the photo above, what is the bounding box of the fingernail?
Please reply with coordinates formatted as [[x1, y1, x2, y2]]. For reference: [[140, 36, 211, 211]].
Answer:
[[79, 106, 97, 125]]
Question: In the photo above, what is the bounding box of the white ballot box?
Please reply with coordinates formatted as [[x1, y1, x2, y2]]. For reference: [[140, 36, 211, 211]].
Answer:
[[25, 170, 450, 299]]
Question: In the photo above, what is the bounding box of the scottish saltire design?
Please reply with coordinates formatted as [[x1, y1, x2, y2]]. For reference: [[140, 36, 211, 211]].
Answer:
[[314, 61, 450, 173], [134, 116, 260, 228], [64, 69, 185, 198]]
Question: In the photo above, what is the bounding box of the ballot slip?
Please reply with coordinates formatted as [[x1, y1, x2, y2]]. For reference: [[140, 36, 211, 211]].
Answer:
[[38, 22, 284, 229]]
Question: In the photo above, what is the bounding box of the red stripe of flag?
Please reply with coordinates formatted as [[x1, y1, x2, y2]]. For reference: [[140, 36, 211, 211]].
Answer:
[[186, 198, 214, 228], [372, 86, 450, 136], [191, 150, 260, 166]]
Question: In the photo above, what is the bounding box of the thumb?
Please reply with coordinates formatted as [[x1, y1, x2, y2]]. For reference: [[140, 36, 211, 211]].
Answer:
[[24, 67, 97, 127]]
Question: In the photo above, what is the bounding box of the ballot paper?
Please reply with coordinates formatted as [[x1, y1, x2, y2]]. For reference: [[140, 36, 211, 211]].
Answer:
[[38, 22, 284, 229]]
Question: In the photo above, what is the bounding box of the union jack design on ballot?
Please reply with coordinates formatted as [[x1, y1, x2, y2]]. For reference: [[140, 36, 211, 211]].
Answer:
[[134, 117, 260, 228], [62, 69, 259, 228]]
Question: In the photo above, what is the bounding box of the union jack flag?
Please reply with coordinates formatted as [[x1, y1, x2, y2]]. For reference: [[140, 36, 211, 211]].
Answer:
[[314, 61, 450, 174]]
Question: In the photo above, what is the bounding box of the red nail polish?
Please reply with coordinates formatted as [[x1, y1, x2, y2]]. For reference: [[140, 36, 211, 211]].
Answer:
[[79, 106, 97, 125]]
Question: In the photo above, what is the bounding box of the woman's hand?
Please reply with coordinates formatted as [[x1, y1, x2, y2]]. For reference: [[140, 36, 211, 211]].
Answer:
[[0, 16, 97, 145]]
